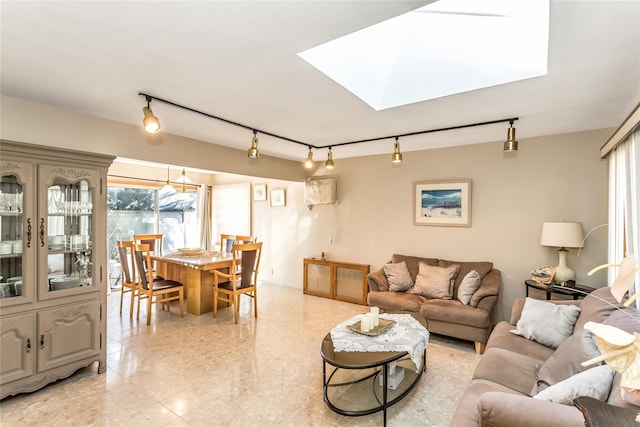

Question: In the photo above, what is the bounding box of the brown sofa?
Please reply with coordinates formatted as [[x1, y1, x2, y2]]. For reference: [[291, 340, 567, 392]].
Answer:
[[366, 254, 501, 354], [449, 287, 640, 427]]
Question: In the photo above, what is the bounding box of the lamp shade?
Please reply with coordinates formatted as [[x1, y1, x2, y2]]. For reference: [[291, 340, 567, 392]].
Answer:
[[540, 221, 584, 248]]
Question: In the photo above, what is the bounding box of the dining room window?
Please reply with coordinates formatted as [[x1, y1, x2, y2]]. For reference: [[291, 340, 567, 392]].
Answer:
[[106, 185, 199, 265]]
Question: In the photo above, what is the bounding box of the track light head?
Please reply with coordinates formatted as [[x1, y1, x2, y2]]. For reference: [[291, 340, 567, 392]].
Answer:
[[503, 120, 518, 152], [248, 130, 260, 159], [391, 137, 403, 163], [304, 148, 314, 169], [325, 148, 335, 169], [142, 97, 161, 133]]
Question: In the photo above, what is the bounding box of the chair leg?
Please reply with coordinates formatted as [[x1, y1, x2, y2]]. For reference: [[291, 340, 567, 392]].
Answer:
[[253, 289, 258, 319], [179, 289, 184, 318], [234, 294, 240, 324], [147, 295, 153, 326], [137, 292, 142, 321], [119, 288, 125, 314], [213, 287, 218, 318], [129, 288, 136, 318]]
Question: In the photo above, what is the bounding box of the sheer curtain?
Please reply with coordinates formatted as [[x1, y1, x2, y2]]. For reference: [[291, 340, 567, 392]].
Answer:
[[198, 186, 211, 251], [605, 108, 639, 303]]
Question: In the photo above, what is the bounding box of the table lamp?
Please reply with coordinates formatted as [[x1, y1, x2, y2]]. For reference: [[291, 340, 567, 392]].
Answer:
[[540, 221, 585, 285]]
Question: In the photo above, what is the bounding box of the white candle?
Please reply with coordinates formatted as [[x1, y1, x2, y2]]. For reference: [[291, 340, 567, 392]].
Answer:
[[370, 307, 379, 327], [360, 314, 370, 332]]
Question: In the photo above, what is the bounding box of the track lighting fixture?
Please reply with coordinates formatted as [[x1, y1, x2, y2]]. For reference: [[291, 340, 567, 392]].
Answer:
[[303, 147, 314, 169], [142, 96, 161, 134], [391, 137, 403, 163], [325, 147, 335, 169], [138, 93, 519, 163], [248, 130, 260, 159], [504, 120, 518, 152]]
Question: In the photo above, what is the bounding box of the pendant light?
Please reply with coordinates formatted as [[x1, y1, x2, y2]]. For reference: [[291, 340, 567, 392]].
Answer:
[[175, 168, 191, 193], [391, 137, 403, 163], [325, 147, 335, 169], [248, 130, 260, 159], [142, 96, 161, 134], [161, 167, 175, 193]]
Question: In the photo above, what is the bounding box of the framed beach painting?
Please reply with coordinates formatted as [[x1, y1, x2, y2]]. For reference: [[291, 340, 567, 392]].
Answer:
[[270, 188, 286, 207], [413, 180, 472, 227]]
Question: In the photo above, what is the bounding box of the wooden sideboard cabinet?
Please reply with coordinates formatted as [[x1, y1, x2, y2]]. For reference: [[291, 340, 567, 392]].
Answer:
[[0, 140, 114, 399], [303, 258, 370, 305]]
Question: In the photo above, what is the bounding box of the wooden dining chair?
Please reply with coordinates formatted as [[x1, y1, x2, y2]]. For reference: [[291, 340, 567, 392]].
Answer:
[[134, 233, 164, 279], [116, 240, 137, 318], [134, 243, 184, 326], [211, 242, 262, 324], [220, 234, 253, 253]]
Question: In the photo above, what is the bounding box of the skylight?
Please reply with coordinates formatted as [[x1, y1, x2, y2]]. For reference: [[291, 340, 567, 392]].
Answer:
[[298, 0, 549, 111]]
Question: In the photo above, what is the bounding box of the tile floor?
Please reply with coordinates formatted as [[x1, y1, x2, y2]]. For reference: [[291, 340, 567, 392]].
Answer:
[[0, 283, 482, 426]]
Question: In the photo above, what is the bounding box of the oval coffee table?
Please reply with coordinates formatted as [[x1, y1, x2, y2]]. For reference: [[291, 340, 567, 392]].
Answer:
[[320, 324, 426, 426]]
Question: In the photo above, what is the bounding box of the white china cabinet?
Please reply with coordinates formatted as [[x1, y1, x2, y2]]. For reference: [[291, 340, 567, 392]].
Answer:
[[0, 141, 114, 399]]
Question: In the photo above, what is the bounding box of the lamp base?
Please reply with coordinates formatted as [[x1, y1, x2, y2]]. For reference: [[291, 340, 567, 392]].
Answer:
[[554, 248, 575, 286]]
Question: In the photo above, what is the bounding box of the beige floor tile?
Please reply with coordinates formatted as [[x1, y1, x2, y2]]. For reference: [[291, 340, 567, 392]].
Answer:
[[0, 283, 480, 426]]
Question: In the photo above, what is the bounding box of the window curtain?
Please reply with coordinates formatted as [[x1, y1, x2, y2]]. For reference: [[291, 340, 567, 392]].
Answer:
[[198, 186, 211, 251], [607, 124, 639, 304]]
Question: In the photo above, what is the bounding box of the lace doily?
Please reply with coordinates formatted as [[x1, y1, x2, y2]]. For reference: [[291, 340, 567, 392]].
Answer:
[[330, 313, 430, 371]]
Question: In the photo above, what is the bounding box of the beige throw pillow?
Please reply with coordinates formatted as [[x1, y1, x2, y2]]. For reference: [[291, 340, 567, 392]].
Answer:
[[410, 263, 460, 299], [383, 261, 414, 292], [533, 365, 614, 404], [457, 270, 481, 305], [510, 298, 581, 349]]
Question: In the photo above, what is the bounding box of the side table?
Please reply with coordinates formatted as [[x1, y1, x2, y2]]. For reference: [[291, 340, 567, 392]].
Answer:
[[574, 396, 639, 427], [524, 280, 596, 300]]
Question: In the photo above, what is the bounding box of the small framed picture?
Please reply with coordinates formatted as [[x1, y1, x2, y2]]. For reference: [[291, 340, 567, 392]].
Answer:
[[270, 188, 286, 207], [253, 184, 267, 201]]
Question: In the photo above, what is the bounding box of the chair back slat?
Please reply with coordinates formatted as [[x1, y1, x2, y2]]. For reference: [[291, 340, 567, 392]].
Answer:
[[118, 245, 133, 283], [134, 234, 163, 256], [231, 242, 262, 288], [134, 244, 152, 290]]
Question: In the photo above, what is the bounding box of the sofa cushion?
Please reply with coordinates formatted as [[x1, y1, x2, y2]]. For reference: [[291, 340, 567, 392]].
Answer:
[[391, 254, 438, 281], [419, 299, 491, 328], [574, 286, 623, 331], [537, 329, 601, 391], [366, 290, 427, 312], [411, 262, 460, 299], [383, 261, 414, 292], [534, 365, 614, 404], [486, 321, 555, 362], [473, 348, 540, 395], [511, 298, 580, 349], [457, 270, 481, 305], [438, 259, 493, 295]]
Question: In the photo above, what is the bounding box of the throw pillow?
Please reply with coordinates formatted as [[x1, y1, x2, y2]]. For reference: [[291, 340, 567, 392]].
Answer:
[[510, 298, 581, 349], [537, 329, 601, 390], [383, 261, 414, 292], [533, 365, 614, 404], [410, 263, 460, 299], [457, 270, 481, 305]]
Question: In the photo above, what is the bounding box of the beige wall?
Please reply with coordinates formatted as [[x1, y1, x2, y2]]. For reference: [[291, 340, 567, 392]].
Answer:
[[1, 95, 611, 320]]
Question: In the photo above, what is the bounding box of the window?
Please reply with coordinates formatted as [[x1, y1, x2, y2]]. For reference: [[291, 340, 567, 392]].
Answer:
[[107, 186, 198, 262]]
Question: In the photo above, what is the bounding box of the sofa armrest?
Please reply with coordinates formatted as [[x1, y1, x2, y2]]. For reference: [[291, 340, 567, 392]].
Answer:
[[470, 269, 501, 308], [478, 392, 585, 427], [367, 268, 389, 292]]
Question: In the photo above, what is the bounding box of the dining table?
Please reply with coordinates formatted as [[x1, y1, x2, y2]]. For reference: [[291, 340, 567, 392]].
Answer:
[[152, 250, 234, 315]]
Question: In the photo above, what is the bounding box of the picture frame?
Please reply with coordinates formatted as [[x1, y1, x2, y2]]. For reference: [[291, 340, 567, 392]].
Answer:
[[270, 188, 286, 207], [413, 179, 472, 227], [253, 184, 267, 201]]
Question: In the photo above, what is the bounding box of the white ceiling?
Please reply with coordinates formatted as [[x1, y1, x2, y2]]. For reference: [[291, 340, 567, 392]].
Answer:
[[1, 1, 639, 162]]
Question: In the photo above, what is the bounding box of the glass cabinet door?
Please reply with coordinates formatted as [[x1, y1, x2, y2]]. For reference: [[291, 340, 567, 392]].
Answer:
[[0, 161, 34, 307], [39, 165, 100, 300]]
